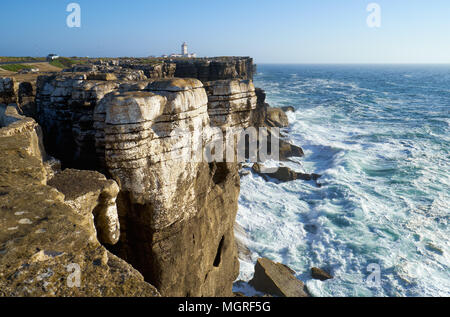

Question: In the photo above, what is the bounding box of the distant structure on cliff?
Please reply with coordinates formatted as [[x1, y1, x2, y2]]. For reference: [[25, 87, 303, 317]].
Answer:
[[163, 42, 197, 58], [182, 42, 188, 56], [46, 53, 59, 61]]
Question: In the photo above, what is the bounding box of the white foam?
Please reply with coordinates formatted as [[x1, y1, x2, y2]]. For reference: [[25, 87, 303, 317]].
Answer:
[[236, 67, 450, 297]]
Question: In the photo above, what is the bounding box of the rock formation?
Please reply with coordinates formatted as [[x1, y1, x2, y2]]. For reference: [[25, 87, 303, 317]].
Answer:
[[173, 57, 255, 82], [0, 56, 311, 298], [47, 169, 121, 246], [0, 107, 159, 296], [35, 73, 120, 169], [204, 79, 257, 129], [0, 76, 37, 118], [249, 258, 309, 297], [252, 163, 321, 183], [94, 78, 241, 296], [311, 267, 334, 281], [28, 66, 256, 296]]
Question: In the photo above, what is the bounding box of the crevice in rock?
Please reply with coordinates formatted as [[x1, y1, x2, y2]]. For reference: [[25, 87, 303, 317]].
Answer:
[[210, 162, 229, 185], [213, 236, 225, 267]]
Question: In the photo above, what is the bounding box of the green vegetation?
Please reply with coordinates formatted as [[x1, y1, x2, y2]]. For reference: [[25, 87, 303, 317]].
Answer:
[[49, 57, 80, 69], [0, 64, 32, 72], [0, 56, 45, 63]]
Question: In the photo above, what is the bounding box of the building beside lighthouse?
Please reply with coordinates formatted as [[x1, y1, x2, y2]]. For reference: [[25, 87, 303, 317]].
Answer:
[[166, 42, 197, 58]]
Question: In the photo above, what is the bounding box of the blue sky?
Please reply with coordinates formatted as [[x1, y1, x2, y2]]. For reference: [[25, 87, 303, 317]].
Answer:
[[1, 0, 449, 63]]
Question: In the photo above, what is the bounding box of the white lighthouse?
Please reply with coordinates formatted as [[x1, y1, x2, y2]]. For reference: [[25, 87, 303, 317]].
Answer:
[[166, 42, 196, 58], [182, 42, 188, 56]]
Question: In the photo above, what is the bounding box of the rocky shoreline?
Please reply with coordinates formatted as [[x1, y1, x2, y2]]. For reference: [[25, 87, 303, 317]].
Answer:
[[0, 57, 325, 297]]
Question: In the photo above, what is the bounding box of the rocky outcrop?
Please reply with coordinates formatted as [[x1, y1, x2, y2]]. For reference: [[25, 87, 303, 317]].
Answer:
[[0, 111, 159, 297], [47, 169, 121, 246], [0, 77, 37, 118], [204, 79, 257, 129], [36, 73, 120, 169], [252, 163, 321, 183], [119, 61, 176, 79], [173, 57, 255, 82], [250, 87, 290, 129], [279, 138, 305, 160], [249, 258, 309, 297], [281, 106, 295, 112], [32, 73, 246, 296], [117, 57, 255, 82], [249, 88, 304, 162], [250, 88, 268, 128], [311, 267, 333, 281], [266, 107, 289, 128], [0, 77, 18, 105], [93, 78, 240, 296], [1, 55, 288, 297]]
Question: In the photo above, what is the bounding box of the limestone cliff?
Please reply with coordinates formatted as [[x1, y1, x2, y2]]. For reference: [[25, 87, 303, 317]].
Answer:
[[29, 68, 256, 296], [0, 56, 295, 297], [119, 57, 255, 82]]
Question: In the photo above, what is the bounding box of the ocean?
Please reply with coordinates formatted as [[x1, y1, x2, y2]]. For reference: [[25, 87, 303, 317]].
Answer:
[[236, 64, 450, 297]]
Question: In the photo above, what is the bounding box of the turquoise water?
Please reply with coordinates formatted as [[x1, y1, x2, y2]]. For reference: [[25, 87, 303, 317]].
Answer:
[[236, 65, 450, 297]]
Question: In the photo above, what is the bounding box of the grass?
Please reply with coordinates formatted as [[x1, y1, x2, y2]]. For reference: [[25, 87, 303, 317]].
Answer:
[[49, 57, 80, 69], [0, 56, 45, 63], [0, 64, 32, 72]]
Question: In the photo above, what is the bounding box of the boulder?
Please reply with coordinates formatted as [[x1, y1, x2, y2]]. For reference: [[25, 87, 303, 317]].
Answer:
[[279, 139, 304, 160], [311, 267, 333, 281], [47, 169, 121, 246], [252, 163, 321, 183], [281, 106, 295, 112], [249, 258, 309, 297], [266, 107, 289, 128]]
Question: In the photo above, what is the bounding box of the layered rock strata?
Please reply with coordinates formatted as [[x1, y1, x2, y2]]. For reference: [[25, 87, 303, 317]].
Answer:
[[94, 79, 241, 296], [117, 57, 255, 83], [35, 73, 120, 169], [119, 61, 176, 79], [1, 55, 288, 297], [173, 57, 255, 82], [32, 74, 251, 296], [0, 77, 37, 118], [204, 79, 257, 130]]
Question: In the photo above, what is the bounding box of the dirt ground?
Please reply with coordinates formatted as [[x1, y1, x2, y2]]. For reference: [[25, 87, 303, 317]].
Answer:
[[0, 62, 62, 78], [24, 62, 62, 72]]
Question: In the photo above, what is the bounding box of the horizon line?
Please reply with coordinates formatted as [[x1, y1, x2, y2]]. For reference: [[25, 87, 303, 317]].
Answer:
[[1, 55, 450, 65]]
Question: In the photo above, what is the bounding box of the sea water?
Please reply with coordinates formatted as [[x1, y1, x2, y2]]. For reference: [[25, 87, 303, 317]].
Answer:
[[236, 64, 450, 297]]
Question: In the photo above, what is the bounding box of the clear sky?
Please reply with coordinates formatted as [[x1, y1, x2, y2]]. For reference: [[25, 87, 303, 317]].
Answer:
[[1, 0, 450, 63]]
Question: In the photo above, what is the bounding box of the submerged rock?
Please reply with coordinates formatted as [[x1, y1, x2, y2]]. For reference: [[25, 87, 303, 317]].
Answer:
[[249, 258, 309, 297], [425, 243, 444, 256], [311, 267, 333, 281], [252, 163, 321, 183], [235, 223, 252, 263]]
